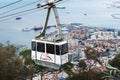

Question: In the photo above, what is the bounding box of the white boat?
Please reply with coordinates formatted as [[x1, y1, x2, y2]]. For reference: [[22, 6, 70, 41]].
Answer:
[[22, 28, 31, 32]]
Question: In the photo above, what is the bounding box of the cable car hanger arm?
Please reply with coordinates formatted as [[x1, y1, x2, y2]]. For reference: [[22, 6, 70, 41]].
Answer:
[[35, 0, 63, 41]]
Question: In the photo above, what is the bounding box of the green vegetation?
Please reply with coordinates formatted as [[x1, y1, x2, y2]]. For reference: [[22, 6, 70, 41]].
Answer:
[[67, 47, 120, 80], [60, 62, 74, 76], [19, 49, 34, 65], [78, 60, 87, 70], [84, 47, 101, 64], [102, 63, 120, 80], [102, 53, 120, 80], [0, 42, 31, 80], [1, 43, 120, 80], [67, 70, 104, 80], [109, 53, 120, 70]]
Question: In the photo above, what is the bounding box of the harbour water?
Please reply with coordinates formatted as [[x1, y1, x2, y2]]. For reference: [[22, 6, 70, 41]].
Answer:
[[0, 26, 58, 48], [1, 22, 120, 49]]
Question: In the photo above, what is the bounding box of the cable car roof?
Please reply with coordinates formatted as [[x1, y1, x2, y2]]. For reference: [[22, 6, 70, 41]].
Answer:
[[32, 39, 67, 45]]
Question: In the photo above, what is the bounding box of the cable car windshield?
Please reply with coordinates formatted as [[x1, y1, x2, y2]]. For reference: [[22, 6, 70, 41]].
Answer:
[[46, 43, 68, 55]]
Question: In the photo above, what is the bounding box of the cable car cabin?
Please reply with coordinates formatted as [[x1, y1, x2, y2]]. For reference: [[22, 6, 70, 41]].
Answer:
[[31, 39, 69, 69], [31, 0, 68, 69]]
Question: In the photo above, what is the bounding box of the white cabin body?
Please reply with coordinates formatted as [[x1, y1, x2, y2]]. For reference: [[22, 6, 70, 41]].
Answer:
[[31, 39, 69, 66]]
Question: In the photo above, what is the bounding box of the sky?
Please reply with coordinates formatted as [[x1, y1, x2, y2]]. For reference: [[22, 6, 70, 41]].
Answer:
[[0, 0, 120, 47], [0, 0, 120, 27]]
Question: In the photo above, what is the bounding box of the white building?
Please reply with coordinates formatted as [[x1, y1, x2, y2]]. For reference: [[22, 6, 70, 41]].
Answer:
[[90, 31, 118, 40]]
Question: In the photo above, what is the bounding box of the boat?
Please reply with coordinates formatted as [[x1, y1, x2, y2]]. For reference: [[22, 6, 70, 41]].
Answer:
[[32, 26, 51, 31], [32, 26, 43, 31], [22, 28, 31, 32]]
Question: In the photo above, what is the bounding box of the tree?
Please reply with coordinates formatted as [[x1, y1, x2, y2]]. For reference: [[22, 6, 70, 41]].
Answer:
[[19, 49, 35, 79], [60, 62, 74, 76], [84, 47, 102, 66], [83, 47, 103, 80], [67, 70, 104, 80], [109, 53, 120, 70], [0, 43, 32, 80], [84, 47, 97, 60], [5, 40, 18, 56], [0, 44, 23, 80], [102, 63, 120, 80], [78, 60, 87, 70], [19, 49, 34, 65]]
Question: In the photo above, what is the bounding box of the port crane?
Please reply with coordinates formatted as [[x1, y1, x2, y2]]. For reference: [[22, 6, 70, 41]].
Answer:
[[31, 0, 69, 69]]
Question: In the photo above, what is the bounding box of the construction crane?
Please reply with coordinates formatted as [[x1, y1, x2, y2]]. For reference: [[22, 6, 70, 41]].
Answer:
[[31, 0, 69, 70]]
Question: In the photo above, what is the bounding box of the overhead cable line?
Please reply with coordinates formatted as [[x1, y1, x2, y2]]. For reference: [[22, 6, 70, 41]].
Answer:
[[0, 0, 23, 9], [0, 8, 43, 22], [0, 8, 38, 19], [0, 0, 42, 16], [0, 0, 69, 21]]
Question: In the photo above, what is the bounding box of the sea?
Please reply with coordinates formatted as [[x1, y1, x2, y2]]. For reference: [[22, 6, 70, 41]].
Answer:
[[0, 26, 58, 48]]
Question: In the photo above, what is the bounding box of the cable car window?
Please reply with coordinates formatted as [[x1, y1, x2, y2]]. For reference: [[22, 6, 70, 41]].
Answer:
[[37, 42, 45, 52], [56, 45, 60, 55], [32, 41, 36, 51], [61, 43, 68, 55], [46, 44, 55, 54]]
